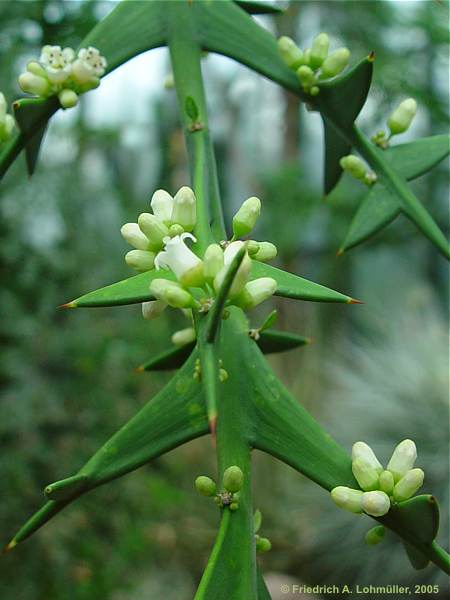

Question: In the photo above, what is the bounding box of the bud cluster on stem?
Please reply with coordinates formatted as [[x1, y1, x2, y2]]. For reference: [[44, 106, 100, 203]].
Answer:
[[372, 98, 418, 148]]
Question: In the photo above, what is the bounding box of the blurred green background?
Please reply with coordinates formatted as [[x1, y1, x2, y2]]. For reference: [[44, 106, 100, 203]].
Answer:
[[0, 1, 448, 599]]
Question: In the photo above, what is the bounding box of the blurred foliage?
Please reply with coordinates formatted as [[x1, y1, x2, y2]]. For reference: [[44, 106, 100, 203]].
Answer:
[[0, 1, 448, 599]]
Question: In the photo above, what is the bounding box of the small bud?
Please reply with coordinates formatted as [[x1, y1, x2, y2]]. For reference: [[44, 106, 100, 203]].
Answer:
[[386, 439, 417, 482], [246, 240, 260, 256], [393, 468, 424, 502], [223, 466, 244, 493], [171, 327, 196, 347], [302, 48, 311, 66], [214, 241, 252, 297], [256, 536, 272, 553], [310, 33, 329, 70], [331, 486, 363, 514], [121, 223, 151, 250], [219, 368, 228, 382], [168, 224, 184, 237], [58, 89, 78, 109], [195, 476, 217, 497], [253, 242, 277, 262], [26, 61, 47, 78], [297, 65, 316, 91], [229, 502, 239, 511], [203, 244, 224, 281], [125, 250, 155, 272], [352, 442, 383, 473], [142, 299, 167, 320], [320, 47, 350, 78], [310, 86, 320, 96], [171, 186, 197, 232], [253, 509, 262, 533], [138, 213, 169, 251], [378, 470, 394, 495], [340, 155, 367, 181], [365, 526, 385, 546], [151, 189, 174, 224], [18, 72, 51, 97], [277, 36, 304, 70], [361, 491, 391, 517], [150, 279, 196, 309], [388, 98, 417, 136], [352, 458, 380, 492], [232, 197, 261, 238], [236, 277, 277, 310]]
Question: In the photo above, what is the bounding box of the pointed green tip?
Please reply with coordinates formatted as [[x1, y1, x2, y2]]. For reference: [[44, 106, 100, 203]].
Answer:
[[348, 297, 364, 305], [58, 301, 76, 309], [368, 51, 375, 62], [336, 248, 345, 257], [2, 539, 17, 555], [306, 337, 314, 345], [134, 366, 145, 373]]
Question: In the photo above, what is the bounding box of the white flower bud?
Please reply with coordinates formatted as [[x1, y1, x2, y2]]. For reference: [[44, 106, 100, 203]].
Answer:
[[351, 442, 383, 473], [151, 189, 174, 224], [138, 213, 169, 251], [340, 155, 368, 181], [277, 36, 304, 70], [331, 486, 363, 514], [203, 244, 224, 281], [120, 223, 151, 250], [150, 278, 196, 309], [0, 114, 15, 143], [18, 72, 51, 97], [310, 33, 329, 70], [378, 470, 394, 495], [393, 468, 424, 502], [214, 241, 251, 297], [388, 98, 417, 136], [26, 61, 47, 78], [296, 65, 316, 91], [155, 233, 204, 288], [58, 89, 78, 109], [142, 299, 167, 320], [125, 250, 155, 272], [232, 196, 261, 238], [386, 439, 417, 482], [352, 458, 380, 492], [171, 327, 196, 347], [320, 47, 350, 78], [237, 277, 277, 310], [361, 491, 391, 517], [253, 242, 277, 262], [171, 186, 197, 232]]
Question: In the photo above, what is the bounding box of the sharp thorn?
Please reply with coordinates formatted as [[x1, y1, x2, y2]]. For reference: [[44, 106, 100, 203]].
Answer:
[[348, 298, 364, 305], [336, 248, 344, 257], [58, 302, 76, 309], [368, 50, 375, 62], [134, 366, 145, 373], [2, 539, 17, 555]]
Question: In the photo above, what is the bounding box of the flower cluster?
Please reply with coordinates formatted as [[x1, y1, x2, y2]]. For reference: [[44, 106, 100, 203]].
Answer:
[[120, 187, 278, 323], [0, 93, 15, 144], [195, 465, 243, 511], [331, 439, 424, 517], [278, 33, 350, 96], [18, 45, 107, 109], [340, 154, 377, 186], [372, 98, 417, 148]]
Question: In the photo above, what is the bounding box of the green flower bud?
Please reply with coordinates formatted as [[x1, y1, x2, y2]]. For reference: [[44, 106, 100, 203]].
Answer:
[[204, 244, 224, 281], [219, 368, 229, 383], [58, 89, 78, 109], [229, 502, 239, 512], [310, 86, 320, 96], [121, 223, 151, 250], [151, 189, 174, 224], [378, 470, 394, 495], [320, 47, 350, 78], [171, 327, 196, 347], [171, 186, 197, 232], [125, 250, 155, 272], [310, 33, 329, 70], [388, 98, 417, 136], [253, 509, 262, 533], [365, 525, 385, 546], [26, 61, 47, 78], [246, 240, 260, 256], [361, 491, 391, 517], [232, 196, 261, 238], [142, 299, 167, 320], [150, 279, 196, 309], [297, 65, 316, 91], [138, 213, 169, 251], [256, 536, 272, 553], [18, 72, 51, 97], [352, 458, 380, 492], [302, 48, 311, 66], [253, 242, 277, 262], [223, 466, 244, 493], [340, 155, 367, 181], [277, 36, 304, 70], [236, 277, 277, 310], [393, 468, 424, 502], [195, 475, 217, 497], [352, 441, 383, 473], [168, 224, 184, 237], [331, 486, 363, 514], [386, 439, 417, 483]]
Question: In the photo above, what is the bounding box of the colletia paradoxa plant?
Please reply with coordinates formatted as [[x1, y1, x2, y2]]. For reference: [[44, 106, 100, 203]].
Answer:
[[1, 1, 449, 598]]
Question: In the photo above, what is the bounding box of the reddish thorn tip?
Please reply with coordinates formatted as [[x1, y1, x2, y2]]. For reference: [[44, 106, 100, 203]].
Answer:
[[134, 366, 145, 373], [348, 298, 364, 305], [58, 302, 76, 309], [306, 337, 314, 345], [368, 51, 375, 62], [2, 540, 17, 555], [336, 248, 344, 257]]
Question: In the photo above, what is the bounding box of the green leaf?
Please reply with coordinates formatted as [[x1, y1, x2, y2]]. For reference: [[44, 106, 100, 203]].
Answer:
[[235, 0, 283, 14], [385, 134, 450, 181], [185, 96, 199, 122], [6, 350, 208, 548], [403, 542, 429, 570], [258, 309, 277, 333], [257, 568, 272, 599], [138, 342, 196, 371], [323, 117, 352, 195], [66, 269, 174, 308], [339, 183, 399, 253], [255, 329, 311, 353], [251, 261, 359, 304]]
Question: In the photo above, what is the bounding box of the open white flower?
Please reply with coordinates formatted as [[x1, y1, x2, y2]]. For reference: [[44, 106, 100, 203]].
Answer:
[[155, 233, 204, 288], [72, 47, 107, 88], [39, 45, 75, 85]]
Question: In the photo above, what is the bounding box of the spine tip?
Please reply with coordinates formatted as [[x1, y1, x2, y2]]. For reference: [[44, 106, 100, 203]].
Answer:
[[336, 248, 344, 257], [368, 51, 375, 62], [58, 301, 76, 309], [134, 366, 145, 373], [348, 297, 364, 305], [2, 539, 17, 554]]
